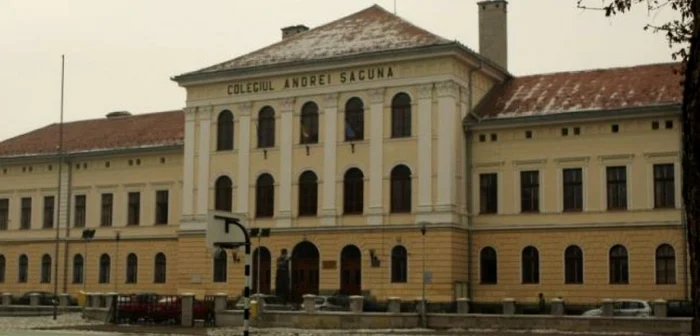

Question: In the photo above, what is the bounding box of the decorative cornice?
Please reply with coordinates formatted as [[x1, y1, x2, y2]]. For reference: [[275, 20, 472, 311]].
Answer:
[[323, 93, 338, 108], [370, 88, 385, 104], [417, 83, 434, 99], [184, 107, 196, 122], [436, 80, 458, 98], [512, 159, 547, 167], [597, 154, 635, 162]]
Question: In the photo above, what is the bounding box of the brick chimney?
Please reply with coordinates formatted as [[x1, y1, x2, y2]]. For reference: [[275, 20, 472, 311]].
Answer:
[[281, 25, 309, 40], [478, 0, 508, 70]]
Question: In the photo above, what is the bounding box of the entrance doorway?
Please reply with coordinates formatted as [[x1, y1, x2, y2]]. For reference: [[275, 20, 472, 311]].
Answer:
[[340, 245, 362, 295], [252, 247, 271, 294], [291, 241, 319, 303]]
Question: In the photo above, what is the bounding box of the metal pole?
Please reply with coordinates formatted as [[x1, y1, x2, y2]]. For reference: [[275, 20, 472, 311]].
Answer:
[[114, 231, 120, 293], [256, 234, 261, 294], [52, 54, 65, 321], [244, 241, 251, 336], [83, 238, 87, 293], [420, 223, 427, 329]]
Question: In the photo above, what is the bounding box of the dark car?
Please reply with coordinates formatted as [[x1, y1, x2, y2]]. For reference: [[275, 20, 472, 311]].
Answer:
[[15, 291, 57, 306]]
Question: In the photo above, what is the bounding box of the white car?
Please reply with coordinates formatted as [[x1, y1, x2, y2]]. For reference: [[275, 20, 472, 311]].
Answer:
[[583, 299, 652, 317]]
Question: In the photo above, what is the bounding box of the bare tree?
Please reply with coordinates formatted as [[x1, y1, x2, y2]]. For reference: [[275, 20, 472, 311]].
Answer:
[[577, 0, 699, 333]]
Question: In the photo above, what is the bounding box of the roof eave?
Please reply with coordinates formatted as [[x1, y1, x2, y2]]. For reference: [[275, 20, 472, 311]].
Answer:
[[464, 104, 682, 131], [171, 42, 511, 86], [0, 143, 184, 164]]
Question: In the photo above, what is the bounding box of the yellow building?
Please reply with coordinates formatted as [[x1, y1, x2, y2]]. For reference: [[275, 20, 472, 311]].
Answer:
[[0, 2, 688, 306]]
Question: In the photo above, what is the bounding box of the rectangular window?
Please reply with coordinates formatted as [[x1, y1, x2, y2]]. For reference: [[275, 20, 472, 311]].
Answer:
[[155, 190, 169, 225], [0, 199, 8, 231], [562, 168, 583, 212], [606, 166, 627, 210], [654, 164, 675, 208], [74, 195, 86, 228], [520, 171, 540, 212], [127, 192, 140, 225], [101, 193, 113, 227], [479, 173, 498, 214], [20, 197, 31, 230], [43, 196, 55, 228]]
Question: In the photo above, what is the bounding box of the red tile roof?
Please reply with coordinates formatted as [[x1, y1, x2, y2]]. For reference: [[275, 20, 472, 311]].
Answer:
[[182, 5, 453, 75], [475, 62, 683, 120], [0, 110, 184, 158]]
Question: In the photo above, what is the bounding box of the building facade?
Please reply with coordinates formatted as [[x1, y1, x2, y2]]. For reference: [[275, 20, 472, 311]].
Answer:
[[0, 1, 688, 306]]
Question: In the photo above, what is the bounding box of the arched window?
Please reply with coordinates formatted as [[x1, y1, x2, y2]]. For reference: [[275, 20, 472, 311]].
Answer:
[[343, 168, 364, 214], [609, 245, 629, 284], [40, 254, 51, 283], [300, 102, 319, 144], [298, 171, 318, 216], [0, 255, 5, 283], [390, 165, 412, 213], [258, 106, 275, 148], [18, 254, 28, 283], [391, 246, 408, 283], [344, 98, 364, 141], [255, 174, 275, 218], [217, 110, 234, 151], [126, 253, 138, 284], [480, 247, 497, 284], [521, 246, 539, 284], [215, 176, 233, 211], [213, 250, 227, 283], [154, 253, 167, 284], [72, 254, 84, 284], [99, 254, 111, 284], [656, 244, 676, 284], [391, 93, 411, 138], [564, 245, 584, 284]]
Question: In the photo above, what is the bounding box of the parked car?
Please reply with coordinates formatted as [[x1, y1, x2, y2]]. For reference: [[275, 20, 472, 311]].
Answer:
[[234, 294, 295, 311], [116, 293, 159, 323], [151, 297, 213, 324], [667, 300, 693, 317], [583, 299, 652, 317], [15, 291, 57, 306], [301, 295, 348, 311]]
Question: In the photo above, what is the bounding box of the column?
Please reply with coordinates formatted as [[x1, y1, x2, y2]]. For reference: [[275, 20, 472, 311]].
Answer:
[[277, 98, 295, 228], [182, 108, 196, 217], [321, 94, 338, 226], [367, 88, 385, 226], [237, 103, 252, 215], [196, 106, 212, 216], [436, 81, 458, 219], [415, 84, 434, 223]]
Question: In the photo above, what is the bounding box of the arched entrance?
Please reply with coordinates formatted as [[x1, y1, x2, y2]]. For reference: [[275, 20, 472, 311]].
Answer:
[[340, 245, 362, 295], [252, 247, 271, 294], [291, 241, 319, 303]]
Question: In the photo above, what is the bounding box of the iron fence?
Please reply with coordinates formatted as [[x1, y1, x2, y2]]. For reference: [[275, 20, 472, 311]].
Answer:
[[114, 294, 181, 325]]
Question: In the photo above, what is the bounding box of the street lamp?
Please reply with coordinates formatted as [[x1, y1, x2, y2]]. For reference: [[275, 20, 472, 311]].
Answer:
[[81, 229, 96, 293], [250, 228, 271, 295], [114, 230, 121, 293], [419, 222, 428, 329]]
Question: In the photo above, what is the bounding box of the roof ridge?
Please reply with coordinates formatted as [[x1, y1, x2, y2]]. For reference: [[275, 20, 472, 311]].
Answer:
[[178, 4, 453, 77], [515, 61, 681, 78]]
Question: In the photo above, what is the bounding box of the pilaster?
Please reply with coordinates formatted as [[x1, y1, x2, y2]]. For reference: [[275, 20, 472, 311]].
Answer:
[[321, 93, 338, 226], [415, 84, 434, 223], [277, 97, 295, 228], [368, 88, 385, 225], [182, 108, 196, 218], [237, 103, 253, 215], [436, 81, 458, 218], [196, 106, 213, 215]]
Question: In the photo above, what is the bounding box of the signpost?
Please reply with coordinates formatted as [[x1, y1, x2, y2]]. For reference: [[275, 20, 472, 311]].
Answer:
[[207, 211, 250, 336]]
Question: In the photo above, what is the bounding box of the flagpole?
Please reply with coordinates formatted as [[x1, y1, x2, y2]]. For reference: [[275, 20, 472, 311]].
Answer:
[[53, 54, 65, 321]]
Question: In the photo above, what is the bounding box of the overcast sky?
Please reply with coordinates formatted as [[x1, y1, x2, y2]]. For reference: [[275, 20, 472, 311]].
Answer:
[[0, 0, 678, 141]]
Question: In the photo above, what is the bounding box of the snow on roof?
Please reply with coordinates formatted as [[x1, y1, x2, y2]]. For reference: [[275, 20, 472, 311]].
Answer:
[[475, 62, 683, 120], [182, 5, 453, 76]]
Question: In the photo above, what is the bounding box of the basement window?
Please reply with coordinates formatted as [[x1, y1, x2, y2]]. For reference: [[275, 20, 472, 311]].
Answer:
[[479, 134, 486, 142], [652, 121, 660, 130], [105, 161, 110, 168], [490, 133, 498, 142], [611, 124, 619, 133], [525, 130, 532, 139], [665, 120, 673, 129], [160, 157, 166, 164], [573, 127, 581, 135], [561, 128, 569, 136]]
